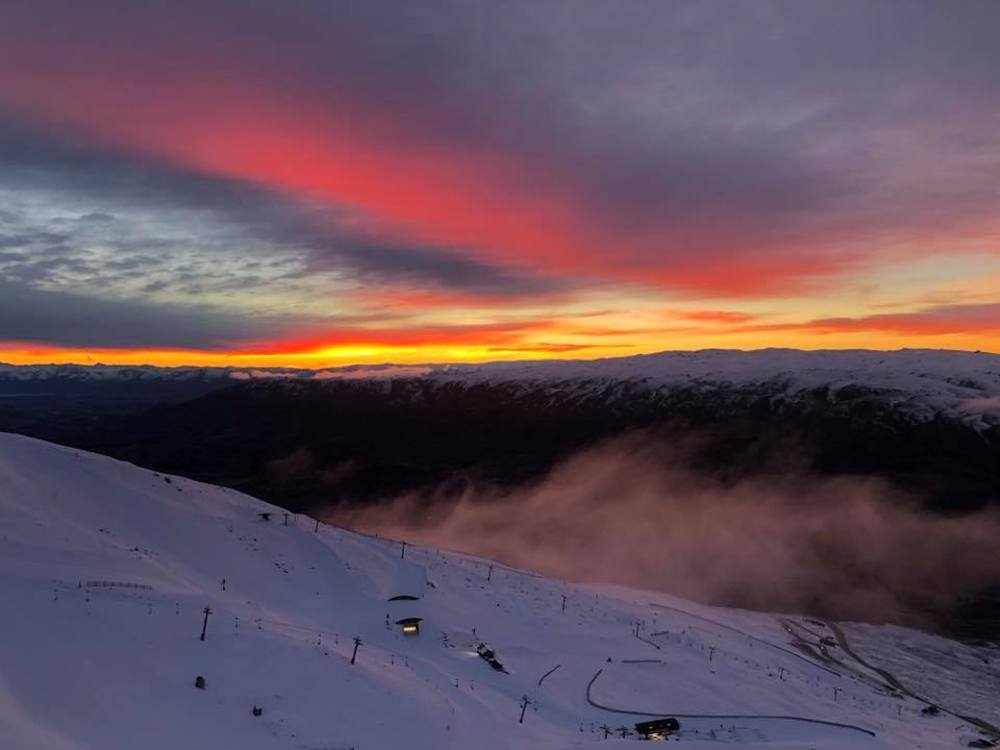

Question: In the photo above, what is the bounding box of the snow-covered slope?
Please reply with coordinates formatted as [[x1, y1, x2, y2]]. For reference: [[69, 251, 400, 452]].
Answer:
[[0, 433, 997, 749], [432, 349, 1000, 428], [4, 349, 1000, 426]]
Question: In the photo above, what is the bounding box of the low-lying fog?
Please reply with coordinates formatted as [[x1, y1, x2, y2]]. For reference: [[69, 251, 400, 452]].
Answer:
[[326, 433, 1000, 626]]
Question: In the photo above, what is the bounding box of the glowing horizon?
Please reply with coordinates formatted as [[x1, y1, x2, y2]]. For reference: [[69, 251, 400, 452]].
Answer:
[[3, 333, 999, 370]]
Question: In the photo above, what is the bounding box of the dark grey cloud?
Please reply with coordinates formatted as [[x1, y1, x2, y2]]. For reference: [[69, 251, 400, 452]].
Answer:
[[78, 212, 115, 223], [299, 235, 566, 299], [0, 120, 260, 213], [0, 279, 295, 349], [0, 231, 71, 250]]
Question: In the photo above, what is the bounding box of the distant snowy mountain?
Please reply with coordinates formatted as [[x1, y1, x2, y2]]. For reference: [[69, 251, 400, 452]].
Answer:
[[0, 362, 407, 382], [0, 363, 241, 382], [1, 433, 997, 749], [432, 348, 1000, 425], [3, 349, 999, 427]]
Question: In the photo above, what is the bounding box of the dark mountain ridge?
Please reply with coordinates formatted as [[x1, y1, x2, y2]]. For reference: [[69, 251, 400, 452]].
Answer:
[[4, 374, 997, 514]]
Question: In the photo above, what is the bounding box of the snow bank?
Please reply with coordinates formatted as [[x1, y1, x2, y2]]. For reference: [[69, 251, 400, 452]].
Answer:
[[0, 433, 996, 749]]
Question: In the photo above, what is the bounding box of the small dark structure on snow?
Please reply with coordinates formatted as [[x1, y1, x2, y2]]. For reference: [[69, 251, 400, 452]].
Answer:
[[258, 512, 272, 522], [476, 642, 507, 672], [386, 564, 426, 634], [396, 617, 423, 635], [194, 675, 205, 690], [251, 705, 263, 717], [635, 718, 680, 740]]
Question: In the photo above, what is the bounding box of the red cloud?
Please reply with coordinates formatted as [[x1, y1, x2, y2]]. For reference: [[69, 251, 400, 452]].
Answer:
[[731, 303, 1000, 337], [667, 310, 757, 324], [0, 14, 870, 298], [355, 286, 577, 312]]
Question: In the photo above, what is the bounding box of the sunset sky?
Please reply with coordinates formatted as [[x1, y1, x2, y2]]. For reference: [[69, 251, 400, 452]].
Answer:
[[1, 0, 999, 366]]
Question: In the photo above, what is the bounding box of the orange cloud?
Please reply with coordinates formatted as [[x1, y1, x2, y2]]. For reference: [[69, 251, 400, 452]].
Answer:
[[239, 319, 562, 356]]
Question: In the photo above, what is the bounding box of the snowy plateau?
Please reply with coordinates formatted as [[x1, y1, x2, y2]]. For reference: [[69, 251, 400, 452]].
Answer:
[[0, 432, 998, 750]]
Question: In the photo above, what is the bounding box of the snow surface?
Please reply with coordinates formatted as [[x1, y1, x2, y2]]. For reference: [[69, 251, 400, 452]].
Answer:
[[427, 349, 1000, 427], [3, 348, 1000, 427], [0, 432, 997, 749]]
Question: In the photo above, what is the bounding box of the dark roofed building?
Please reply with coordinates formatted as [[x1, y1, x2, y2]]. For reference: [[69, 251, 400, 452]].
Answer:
[[635, 718, 680, 740]]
